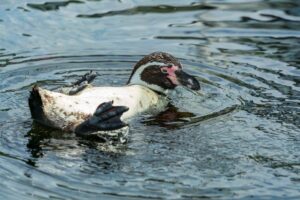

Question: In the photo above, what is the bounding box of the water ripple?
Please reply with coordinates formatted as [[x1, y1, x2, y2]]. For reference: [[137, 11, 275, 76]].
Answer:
[[77, 4, 216, 18], [0, 0, 300, 199], [27, 0, 84, 11]]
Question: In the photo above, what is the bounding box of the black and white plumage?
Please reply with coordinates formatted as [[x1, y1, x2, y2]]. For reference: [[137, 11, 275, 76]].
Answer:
[[28, 52, 200, 141]]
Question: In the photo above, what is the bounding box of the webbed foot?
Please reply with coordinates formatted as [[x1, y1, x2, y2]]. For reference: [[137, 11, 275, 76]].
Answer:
[[75, 101, 129, 142]]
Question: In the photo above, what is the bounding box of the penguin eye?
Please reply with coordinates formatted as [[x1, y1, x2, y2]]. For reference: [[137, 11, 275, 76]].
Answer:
[[161, 68, 168, 74]]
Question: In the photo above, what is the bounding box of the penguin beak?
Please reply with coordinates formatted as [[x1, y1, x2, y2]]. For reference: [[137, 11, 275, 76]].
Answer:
[[162, 65, 201, 91], [175, 70, 200, 91]]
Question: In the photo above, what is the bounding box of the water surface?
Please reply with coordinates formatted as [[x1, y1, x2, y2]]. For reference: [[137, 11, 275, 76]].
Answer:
[[0, 0, 300, 199]]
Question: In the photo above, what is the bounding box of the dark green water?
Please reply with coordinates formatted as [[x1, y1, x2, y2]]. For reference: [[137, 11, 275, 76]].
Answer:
[[0, 0, 300, 199]]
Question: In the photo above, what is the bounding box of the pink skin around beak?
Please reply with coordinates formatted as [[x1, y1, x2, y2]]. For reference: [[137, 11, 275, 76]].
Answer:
[[161, 65, 201, 90], [161, 65, 180, 85]]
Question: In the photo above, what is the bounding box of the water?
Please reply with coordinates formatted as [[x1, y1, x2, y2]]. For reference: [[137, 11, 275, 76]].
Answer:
[[0, 0, 300, 199]]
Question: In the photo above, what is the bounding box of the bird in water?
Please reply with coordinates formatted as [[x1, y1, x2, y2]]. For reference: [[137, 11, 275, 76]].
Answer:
[[28, 52, 200, 142]]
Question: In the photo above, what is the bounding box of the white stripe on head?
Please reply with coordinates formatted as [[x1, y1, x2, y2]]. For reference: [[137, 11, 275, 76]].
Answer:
[[128, 61, 167, 93]]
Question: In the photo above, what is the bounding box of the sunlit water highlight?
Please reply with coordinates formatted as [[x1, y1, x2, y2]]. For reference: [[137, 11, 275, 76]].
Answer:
[[0, 0, 299, 199]]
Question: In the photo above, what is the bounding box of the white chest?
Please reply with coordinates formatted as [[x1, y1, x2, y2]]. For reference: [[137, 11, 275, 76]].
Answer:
[[39, 85, 168, 131], [76, 85, 169, 119]]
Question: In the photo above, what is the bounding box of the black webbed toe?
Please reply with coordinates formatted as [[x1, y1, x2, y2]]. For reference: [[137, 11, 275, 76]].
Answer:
[[75, 101, 129, 142]]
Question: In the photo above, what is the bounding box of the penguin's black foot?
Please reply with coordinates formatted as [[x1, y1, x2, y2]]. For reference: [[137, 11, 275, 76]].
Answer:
[[68, 71, 98, 95], [75, 101, 129, 142]]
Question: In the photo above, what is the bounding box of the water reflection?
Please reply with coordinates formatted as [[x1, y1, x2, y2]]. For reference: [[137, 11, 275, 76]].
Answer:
[[26, 121, 129, 172], [27, 0, 84, 11], [0, 0, 300, 199], [77, 3, 216, 18]]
